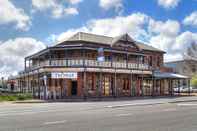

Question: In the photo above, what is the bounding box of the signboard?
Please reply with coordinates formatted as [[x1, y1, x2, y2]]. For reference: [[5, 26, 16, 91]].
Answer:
[[97, 47, 105, 62], [51, 72, 78, 79]]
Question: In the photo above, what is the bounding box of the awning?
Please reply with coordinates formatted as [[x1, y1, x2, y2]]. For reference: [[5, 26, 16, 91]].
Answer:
[[154, 72, 189, 79]]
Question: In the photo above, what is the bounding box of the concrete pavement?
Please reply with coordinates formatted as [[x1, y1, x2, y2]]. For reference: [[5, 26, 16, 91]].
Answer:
[[1, 97, 197, 131]]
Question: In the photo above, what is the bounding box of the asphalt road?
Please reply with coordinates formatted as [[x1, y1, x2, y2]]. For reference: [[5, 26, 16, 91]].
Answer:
[[0, 98, 197, 131]]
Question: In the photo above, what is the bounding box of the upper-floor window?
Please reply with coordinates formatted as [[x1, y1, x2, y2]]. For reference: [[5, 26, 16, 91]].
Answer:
[[149, 56, 153, 66], [105, 55, 111, 61], [157, 56, 160, 67], [139, 56, 144, 64]]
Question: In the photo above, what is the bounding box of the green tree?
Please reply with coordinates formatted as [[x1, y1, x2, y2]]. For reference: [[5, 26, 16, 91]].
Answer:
[[191, 75, 197, 88]]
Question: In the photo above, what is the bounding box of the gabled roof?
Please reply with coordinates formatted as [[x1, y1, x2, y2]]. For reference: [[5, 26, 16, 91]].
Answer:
[[67, 32, 113, 45], [60, 32, 165, 53], [111, 33, 135, 45]]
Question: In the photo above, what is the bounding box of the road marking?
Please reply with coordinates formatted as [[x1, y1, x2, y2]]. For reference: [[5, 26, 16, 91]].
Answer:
[[105, 102, 163, 108], [162, 108, 177, 112], [177, 103, 197, 106], [43, 120, 67, 125], [116, 113, 133, 117]]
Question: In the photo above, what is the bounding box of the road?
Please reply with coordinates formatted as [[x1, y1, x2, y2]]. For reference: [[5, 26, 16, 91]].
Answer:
[[0, 98, 197, 131]]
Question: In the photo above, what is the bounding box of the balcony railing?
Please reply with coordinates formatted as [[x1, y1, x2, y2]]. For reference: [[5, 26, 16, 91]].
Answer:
[[27, 59, 150, 71]]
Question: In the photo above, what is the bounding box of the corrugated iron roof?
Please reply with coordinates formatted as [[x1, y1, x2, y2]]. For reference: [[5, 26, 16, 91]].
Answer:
[[154, 72, 189, 79], [63, 32, 165, 53]]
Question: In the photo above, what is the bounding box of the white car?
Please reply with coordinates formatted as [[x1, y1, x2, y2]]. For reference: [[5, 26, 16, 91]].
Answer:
[[173, 86, 191, 92]]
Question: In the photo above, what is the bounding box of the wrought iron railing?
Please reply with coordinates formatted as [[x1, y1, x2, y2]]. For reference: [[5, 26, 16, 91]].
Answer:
[[26, 59, 150, 71]]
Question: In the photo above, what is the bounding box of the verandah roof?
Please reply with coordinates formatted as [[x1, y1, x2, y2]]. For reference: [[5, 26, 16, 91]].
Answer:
[[154, 72, 189, 79]]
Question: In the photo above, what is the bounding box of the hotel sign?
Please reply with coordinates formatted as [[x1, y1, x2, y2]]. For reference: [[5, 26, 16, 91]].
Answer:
[[51, 72, 77, 79]]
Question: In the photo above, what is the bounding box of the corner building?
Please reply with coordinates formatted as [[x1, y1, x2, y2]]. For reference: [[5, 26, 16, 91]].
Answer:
[[17, 32, 189, 99]]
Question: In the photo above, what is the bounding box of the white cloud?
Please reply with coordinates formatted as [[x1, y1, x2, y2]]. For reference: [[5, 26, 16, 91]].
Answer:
[[183, 11, 197, 27], [54, 12, 196, 62], [99, 0, 123, 14], [158, 0, 181, 9], [64, 7, 79, 15], [163, 31, 197, 62], [57, 12, 149, 42], [0, 38, 46, 78], [32, 0, 80, 18], [0, 0, 31, 31], [31, 0, 56, 10], [164, 53, 183, 62], [66, 0, 83, 5], [148, 19, 180, 37]]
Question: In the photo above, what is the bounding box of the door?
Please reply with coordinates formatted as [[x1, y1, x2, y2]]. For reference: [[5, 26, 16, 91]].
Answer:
[[71, 81, 77, 96], [103, 76, 110, 96]]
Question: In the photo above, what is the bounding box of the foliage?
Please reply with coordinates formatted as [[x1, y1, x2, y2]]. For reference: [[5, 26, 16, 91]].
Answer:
[[0, 93, 33, 102], [184, 42, 197, 60], [191, 75, 197, 88]]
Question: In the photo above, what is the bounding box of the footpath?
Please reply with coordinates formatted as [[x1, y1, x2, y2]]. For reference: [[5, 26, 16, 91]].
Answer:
[[8, 96, 197, 106]]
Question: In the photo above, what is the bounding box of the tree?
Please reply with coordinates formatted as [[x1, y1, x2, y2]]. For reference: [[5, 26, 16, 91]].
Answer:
[[184, 42, 197, 61], [182, 42, 197, 77], [191, 75, 197, 88]]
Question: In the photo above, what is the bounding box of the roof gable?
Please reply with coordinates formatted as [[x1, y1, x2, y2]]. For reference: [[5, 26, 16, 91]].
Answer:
[[111, 34, 140, 51]]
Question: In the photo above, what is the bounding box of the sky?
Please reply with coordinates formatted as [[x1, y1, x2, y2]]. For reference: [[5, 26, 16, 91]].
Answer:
[[0, 0, 197, 78]]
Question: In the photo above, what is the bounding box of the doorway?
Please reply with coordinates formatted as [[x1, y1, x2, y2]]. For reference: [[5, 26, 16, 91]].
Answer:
[[71, 81, 77, 96], [103, 76, 110, 96]]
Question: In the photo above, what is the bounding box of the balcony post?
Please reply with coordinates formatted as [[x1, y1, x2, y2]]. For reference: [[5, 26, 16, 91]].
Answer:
[[152, 70, 155, 97], [24, 58, 27, 71], [83, 69, 87, 100], [111, 51, 113, 68], [141, 72, 144, 96], [126, 53, 128, 69], [49, 50, 52, 66], [114, 68, 117, 98], [130, 71, 132, 97]]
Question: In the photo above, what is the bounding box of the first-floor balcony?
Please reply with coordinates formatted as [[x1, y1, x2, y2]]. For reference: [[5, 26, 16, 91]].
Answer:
[[26, 59, 150, 71]]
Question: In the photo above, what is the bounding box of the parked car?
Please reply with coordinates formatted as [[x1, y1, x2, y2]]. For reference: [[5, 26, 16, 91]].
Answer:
[[0, 88, 10, 93], [173, 86, 191, 93]]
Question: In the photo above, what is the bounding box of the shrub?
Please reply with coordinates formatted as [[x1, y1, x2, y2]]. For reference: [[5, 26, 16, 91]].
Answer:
[[0, 93, 33, 101]]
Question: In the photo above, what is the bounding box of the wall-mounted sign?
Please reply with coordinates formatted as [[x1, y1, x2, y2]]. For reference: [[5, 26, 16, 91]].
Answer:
[[51, 72, 77, 79]]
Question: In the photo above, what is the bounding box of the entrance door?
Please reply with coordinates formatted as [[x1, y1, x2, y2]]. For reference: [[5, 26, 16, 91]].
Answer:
[[103, 76, 110, 96], [71, 81, 77, 96]]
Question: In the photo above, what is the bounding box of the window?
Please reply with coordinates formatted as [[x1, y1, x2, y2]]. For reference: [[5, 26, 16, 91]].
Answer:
[[123, 78, 129, 90], [105, 55, 111, 61], [157, 56, 160, 67], [149, 56, 153, 66], [87, 74, 94, 91]]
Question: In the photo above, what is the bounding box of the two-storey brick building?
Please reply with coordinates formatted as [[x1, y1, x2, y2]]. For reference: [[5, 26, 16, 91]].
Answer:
[[16, 32, 189, 99]]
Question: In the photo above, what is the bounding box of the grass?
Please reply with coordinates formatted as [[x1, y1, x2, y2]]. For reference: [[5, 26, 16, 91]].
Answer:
[[0, 93, 33, 102]]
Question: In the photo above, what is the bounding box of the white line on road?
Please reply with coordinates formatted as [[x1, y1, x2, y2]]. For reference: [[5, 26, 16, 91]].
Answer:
[[43, 120, 67, 125], [177, 103, 197, 106], [116, 113, 133, 117], [105, 102, 163, 108], [162, 108, 177, 112]]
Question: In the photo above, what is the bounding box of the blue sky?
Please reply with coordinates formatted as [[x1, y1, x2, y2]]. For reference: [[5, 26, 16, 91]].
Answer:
[[0, 0, 196, 42], [0, 0, 196, 77]]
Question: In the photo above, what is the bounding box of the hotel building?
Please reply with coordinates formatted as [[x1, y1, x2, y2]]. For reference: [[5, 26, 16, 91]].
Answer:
[[16, 32, 189, 99]]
